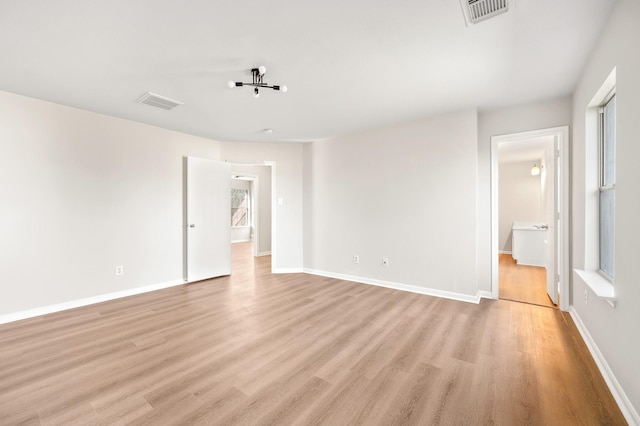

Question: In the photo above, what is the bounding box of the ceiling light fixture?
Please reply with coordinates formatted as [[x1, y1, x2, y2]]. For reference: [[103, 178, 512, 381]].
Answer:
[[531, 164, 543, 176], [228, 66, 287, 98]]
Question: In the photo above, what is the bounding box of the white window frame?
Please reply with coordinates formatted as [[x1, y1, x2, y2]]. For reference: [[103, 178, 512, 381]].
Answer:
[[598, 91, 615, 281], [574, 68, 616, 308]]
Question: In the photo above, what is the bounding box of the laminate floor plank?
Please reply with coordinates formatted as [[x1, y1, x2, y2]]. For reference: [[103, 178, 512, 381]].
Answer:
[[296, 372, 374, 425], [183, 386, 248, 425], [499, 253, 554, 307], [90, 395, 153, 426], [0, 243, 626, 425], [38, 402, 100, 426], [379, 362, 443, 426]]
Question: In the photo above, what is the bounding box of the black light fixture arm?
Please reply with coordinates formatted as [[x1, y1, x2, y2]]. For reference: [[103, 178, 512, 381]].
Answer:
[[233, 82, 285, 91], [228, 66, 287, 97]]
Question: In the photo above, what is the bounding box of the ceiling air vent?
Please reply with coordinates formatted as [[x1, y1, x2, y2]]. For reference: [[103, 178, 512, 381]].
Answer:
[[461, 0, 509, 25], [136, 92, 183, 110]]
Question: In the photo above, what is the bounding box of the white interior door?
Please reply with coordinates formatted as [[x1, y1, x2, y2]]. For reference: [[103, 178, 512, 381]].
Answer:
[[186, 157, 231, 282], [545, 139, 559, 304]]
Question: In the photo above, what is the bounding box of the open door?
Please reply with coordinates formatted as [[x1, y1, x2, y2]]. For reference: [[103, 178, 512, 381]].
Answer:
[[186, 157, 231, 282], [544, 138, 559, 305]]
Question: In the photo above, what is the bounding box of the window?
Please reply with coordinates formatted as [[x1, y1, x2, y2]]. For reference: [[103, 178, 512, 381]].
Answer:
[[599, 93, 615, 280], [231, 188, 249, 227]]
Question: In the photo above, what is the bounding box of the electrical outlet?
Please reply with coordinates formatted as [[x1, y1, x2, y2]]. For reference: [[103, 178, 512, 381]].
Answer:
[[382, 257, 389, 267], [115, 265, 124, 276], [584, 289, 588, 304], [353, 255, 359, 264]]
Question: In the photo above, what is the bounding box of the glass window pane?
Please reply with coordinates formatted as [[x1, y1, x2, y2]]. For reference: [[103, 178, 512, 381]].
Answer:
[[231, 188, 249, 227], [599, 188, 615, 278], [603, 95, 616, 186]]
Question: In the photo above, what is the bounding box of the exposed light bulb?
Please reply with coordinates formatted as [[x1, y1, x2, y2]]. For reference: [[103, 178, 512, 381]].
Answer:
[[254, 87, 260, 98], [531, 164, 541, 176], [258, 65, 267, 75], [280, 85, 288, 93], [227, 80, 236, 88]]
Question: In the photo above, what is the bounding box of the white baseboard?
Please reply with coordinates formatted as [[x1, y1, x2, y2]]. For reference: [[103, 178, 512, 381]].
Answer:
[[0, 279, 186, 325], [257, 251, 272, 257], [272, 267, 304, 274], [498, 250, 512, 255], [476, 290, 494, 300], [570, 306, 640, 425], [303, 269, 481, 304], [232, 239, 252, 243]]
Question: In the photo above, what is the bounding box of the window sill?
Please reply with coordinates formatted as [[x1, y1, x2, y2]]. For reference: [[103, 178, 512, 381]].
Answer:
[[574, 269, 617, 307]]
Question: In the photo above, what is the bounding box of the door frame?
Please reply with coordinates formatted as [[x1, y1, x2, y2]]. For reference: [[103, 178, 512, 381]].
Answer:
[[250, 176, 260, 257], [491, 126, 570, 311]]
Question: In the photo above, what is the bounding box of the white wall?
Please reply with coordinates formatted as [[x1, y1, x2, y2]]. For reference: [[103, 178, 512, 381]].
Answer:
[[231, 164, 272, 255], [220, 142, 303, 272], [304, 109, 479, 299], [498, 161, 542, 252], [476, 96, 572, 292], [571, 0, 640, 420], [230, 178, 251, 192], [231, 227, 251, 243], [0, 91, 305, 318], [0, 90, 221, 316]]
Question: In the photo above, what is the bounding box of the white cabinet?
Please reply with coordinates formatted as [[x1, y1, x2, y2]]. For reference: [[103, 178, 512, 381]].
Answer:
[[512, 222, 546, 267]]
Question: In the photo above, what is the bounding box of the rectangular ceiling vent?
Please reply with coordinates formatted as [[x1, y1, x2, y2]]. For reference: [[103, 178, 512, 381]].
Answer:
[[462, 0, 509, 25], [136, 92, 183, 110]]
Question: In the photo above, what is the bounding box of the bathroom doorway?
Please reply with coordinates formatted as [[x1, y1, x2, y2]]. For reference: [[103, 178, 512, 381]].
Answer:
[[491, 127, 570, 311], [497, 145, 553, 307]]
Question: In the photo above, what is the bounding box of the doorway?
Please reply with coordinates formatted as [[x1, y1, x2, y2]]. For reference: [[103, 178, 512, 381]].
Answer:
[[230, 163, 273, 265], [497, 139, 554, 307], [491, 127, 570, 311]]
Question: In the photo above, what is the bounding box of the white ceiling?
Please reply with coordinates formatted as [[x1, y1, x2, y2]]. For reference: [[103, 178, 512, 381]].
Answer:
[[0, 0, 615, 143], [497, 135, 553, 164]]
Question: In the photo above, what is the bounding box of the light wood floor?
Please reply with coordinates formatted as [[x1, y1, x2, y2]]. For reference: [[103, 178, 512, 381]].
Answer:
[[499, 253, 555, 308], [0, 243, 625, 425]]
